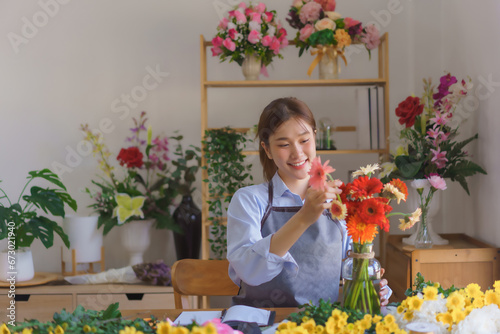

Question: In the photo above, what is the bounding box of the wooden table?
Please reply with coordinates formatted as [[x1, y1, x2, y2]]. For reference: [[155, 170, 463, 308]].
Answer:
[[384, 233, 500, 302], [121, 308, 299, 323]]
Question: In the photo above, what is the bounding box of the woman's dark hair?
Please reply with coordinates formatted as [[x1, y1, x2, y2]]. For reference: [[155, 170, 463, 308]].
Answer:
[[257, 97, 316, 181]]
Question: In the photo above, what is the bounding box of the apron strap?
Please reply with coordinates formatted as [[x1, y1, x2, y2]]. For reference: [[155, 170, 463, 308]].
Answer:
[[260, 180, 274, 230]]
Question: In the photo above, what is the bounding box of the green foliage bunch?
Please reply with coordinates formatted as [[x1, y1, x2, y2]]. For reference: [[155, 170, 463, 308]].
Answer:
[[0, 169, 77, 250], [202, 127, 253, 259]]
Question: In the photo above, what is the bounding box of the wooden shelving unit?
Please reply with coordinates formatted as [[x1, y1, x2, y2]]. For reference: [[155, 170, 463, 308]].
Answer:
[[200, 33, 390, 260]]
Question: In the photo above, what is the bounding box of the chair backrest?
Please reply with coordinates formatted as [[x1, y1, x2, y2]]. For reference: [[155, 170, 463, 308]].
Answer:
[[171, 259, 240, 309]]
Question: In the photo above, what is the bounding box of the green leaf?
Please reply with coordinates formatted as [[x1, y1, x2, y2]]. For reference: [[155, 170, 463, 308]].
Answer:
[[23, 187, 65, 217], [102, 302, 121, 320], [394, 155, 424, 179], [28, 216, 70, 248], [28, 169, 67, 190]]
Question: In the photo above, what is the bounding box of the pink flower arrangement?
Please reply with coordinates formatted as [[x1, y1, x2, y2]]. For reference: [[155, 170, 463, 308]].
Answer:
[[380, 73, 487, 196], [211, 2, 288, 69], [286, 0, 381, 65]]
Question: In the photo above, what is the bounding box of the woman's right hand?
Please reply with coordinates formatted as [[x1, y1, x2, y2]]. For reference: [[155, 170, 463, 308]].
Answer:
[[300, 183, 340, 225]]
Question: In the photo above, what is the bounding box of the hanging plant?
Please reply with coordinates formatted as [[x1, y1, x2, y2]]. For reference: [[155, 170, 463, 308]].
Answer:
[[202, 127, 253, 259]]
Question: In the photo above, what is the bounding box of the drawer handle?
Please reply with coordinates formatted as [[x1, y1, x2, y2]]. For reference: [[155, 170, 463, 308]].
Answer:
[[15, 294, 30, 302], [126, 293, 144, 301]]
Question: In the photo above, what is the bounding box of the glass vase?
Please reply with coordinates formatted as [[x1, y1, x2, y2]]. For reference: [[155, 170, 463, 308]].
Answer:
[[342, 243, 381, 314], [414, 190, 434, 249]]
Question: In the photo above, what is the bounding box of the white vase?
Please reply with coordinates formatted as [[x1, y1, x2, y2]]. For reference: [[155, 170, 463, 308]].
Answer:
[[120, 219, 154, 266], [403, 181, 449, 247], [0, 247, 35, 282], [62, 216, 103, 266], [318, 53, 339, 80], [241, 54, 261, 80]]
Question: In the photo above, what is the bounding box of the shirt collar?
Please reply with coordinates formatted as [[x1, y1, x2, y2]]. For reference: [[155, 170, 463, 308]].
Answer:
[[271, 172, 292, 198]]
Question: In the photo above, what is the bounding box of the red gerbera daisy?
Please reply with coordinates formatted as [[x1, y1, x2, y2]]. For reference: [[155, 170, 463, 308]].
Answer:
[[308, 157, 335, 190], [346, 214, 379, 244], [357, 198, 386, 225], [350, 176, 383, 200]]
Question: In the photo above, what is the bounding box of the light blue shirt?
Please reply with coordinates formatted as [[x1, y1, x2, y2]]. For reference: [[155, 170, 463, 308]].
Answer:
[[227, 172, 349, 287]]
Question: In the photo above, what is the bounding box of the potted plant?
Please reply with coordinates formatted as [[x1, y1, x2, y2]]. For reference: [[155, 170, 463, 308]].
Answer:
[[82, 111, 180, 265], [211, 1, 288, 80], [286, 0, 381, 78], [169, 133, 202, 260], [202, 127, 253, 259], [0, 169, 77, 281]]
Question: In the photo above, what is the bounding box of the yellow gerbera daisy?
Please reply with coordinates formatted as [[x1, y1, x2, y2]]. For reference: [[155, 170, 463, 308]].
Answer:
[[407, 296, 424, 311], [0, 324, 10, 334], [446, 291, 465, 310], [156, 322, 171, 334], [330, 200, 347, 220], [119, 327, 144, 334], [423, 285, 439, 301], [484, 290, 500, 306]]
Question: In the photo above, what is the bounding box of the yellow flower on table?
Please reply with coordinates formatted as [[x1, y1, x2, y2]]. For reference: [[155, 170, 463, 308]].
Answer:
[[119, 326, 144, 334], [112, 193, 145, 224]]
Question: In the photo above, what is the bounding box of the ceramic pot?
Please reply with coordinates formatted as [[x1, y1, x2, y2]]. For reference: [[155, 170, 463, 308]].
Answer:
[[241, 54, 261, 80], [318, 53, 339, 80], [173, 195, 202, 260], [120, 219, 154, 266], [0, 247, 35, 282], [62, 215, 103, 265]]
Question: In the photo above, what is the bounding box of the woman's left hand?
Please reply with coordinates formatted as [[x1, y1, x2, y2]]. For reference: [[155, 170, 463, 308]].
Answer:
[[379, 268, 390, 306]]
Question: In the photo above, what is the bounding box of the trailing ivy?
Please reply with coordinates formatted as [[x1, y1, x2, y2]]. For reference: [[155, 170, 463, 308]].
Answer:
[[202, 127, 253, 259]]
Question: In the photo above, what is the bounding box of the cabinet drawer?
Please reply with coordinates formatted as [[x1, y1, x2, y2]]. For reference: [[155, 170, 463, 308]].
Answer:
[[1, 294, 73, 322], [77, 292, 174, 311]]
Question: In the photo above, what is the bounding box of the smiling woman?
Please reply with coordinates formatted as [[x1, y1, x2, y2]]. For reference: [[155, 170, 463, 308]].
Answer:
[[226, 97, 391, 308]]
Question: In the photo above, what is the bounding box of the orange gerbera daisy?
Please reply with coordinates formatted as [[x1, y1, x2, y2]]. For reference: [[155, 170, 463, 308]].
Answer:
[[389, 178, 408, 198], [308, 157, 335, 191], [350, 176, 383, 200], [357, 198, 386, 225], [346, 214, 378, 243]]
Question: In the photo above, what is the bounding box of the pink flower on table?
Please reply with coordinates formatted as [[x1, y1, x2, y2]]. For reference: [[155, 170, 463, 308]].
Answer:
[[255, 2, 266, 14], [228, 10, 236, 18], [228, 28, 238, 40], [314, 0, 336, 11], [250, 12, 262, 23], [361, 24, 380, 50], [234, 10, 247, 24], [428, 174, 447, 190], [262, 35, 273, 47], [344, 17, 361, 28], [270, 37, 281, 55], [430, 147, 448, 169], [211, 46, 222, 56], [299, 2, 322, 24], [248, 30, 262, 44], [299, 24, 315, 41], [223, 38, 236, 52], [278, 28, 288, 40], [244, 7, 253, 16], [212, 36, 223, 47], [218, 17, 229, 30], [263, 11, 273, 23], [203, 319, 242, 334], [280, 37, 289, 49]]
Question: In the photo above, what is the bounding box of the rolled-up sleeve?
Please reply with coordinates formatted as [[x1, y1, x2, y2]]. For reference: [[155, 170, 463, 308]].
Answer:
[[227, 186, 298, 287]]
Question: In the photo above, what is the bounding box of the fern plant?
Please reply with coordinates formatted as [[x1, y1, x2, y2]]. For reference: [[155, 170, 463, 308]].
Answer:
[[202, 127, 253, 259]]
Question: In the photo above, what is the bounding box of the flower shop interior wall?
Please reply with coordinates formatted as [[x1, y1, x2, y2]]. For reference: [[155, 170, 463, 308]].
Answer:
[[0, 0, 499, 274]]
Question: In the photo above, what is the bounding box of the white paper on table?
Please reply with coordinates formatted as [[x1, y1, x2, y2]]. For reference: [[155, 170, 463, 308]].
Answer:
[[63, 266, 141, 284], [174, 311, 223, 326]]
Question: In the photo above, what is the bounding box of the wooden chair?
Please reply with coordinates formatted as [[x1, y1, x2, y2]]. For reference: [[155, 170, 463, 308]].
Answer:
[[171, 259, 240, 309]]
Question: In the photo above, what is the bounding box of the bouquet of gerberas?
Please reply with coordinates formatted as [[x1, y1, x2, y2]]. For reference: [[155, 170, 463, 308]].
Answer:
[[211, 1, 288, 70], [286, 0, 380, 76], [308, 158, 421, 314]]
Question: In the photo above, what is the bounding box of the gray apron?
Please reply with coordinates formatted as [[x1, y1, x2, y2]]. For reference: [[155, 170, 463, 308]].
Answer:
[[233, 181, 344, 307]]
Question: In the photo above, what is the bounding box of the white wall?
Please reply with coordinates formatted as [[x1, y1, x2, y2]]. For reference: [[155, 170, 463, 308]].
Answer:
[[0, 0, 498, 273]]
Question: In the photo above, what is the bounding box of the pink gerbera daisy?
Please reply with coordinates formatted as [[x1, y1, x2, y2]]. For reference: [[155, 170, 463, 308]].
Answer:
[[308, 157, 335, 190]]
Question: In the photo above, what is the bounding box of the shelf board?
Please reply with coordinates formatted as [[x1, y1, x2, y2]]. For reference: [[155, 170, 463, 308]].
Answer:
[[242, 149, 386, 155], [204, 79, 387, 88]]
